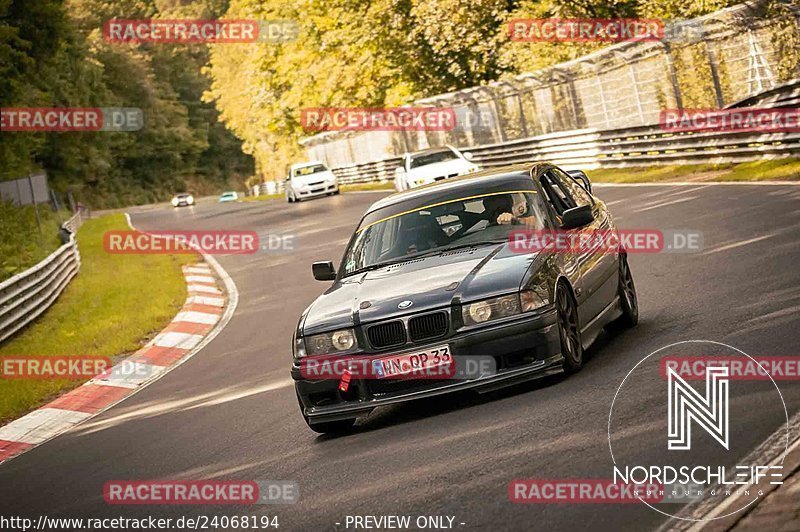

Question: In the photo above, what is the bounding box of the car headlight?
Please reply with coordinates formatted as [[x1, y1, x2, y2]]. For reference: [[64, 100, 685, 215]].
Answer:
[[187, 196, 194, 205], [462, 291, 547, 326], [293, 335, 306, 358], [171, 198, 178, 206], [301, 329, 358, 357]]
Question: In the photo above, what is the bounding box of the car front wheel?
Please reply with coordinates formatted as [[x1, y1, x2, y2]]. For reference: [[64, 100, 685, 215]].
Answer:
[[557, 282, 583, 374]]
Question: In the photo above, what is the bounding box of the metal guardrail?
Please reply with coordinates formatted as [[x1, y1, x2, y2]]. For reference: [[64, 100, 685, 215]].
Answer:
[[62, 210, 84, 234], [330, 79, 800, 184], [0, 210, 85, 345]]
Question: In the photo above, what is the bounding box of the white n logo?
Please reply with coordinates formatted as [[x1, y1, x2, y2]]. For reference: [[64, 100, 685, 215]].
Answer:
[[667, 366, 729, 450]]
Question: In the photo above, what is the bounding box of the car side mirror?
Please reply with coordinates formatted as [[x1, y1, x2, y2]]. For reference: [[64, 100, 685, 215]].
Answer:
[[561, 205, 594, 229], [312, 261, 337, 281], [462, 151, 474, 161], [567, 170, 592, 194]]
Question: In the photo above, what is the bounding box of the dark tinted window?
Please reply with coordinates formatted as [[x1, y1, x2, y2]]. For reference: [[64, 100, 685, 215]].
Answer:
[[539, 171, 576, 214], [550, 168, 593, 207]]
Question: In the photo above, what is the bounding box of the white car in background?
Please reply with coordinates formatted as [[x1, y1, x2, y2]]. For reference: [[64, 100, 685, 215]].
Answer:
[[286, 161, 340, 203], [170, 193, 194, 207], [394, 146, 479, 191]]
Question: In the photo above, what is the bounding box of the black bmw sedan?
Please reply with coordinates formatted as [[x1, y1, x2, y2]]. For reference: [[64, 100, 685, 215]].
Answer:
[[291, 162, 638, 433]]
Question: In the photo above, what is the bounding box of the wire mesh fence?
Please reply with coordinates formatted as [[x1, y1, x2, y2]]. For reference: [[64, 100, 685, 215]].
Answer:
[[301, 0, 800, 170]]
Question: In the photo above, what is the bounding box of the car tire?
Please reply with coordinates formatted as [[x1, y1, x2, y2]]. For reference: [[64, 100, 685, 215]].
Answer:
[[556, 282, 583, 374], [611, 252, 638, 329], [333, 189, 340, 195]]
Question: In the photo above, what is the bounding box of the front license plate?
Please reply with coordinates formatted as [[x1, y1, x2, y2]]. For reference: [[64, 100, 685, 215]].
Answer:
[[372, 345, 452, 379]]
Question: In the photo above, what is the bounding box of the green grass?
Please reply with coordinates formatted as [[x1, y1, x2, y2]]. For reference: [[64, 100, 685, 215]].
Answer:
[[587, 158, 800, 183], [0, 201, 69, 282], [0, 214, 197, 423]]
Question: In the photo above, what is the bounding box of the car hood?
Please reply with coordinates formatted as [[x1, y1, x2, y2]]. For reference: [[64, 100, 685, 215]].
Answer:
[[301, 244, 538, 335], [407, 159, 473, 179], [292, 171, 334, 185]]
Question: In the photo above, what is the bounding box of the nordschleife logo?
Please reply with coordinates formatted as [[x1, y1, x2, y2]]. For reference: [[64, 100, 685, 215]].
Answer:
[[667, 365, 729, 451]]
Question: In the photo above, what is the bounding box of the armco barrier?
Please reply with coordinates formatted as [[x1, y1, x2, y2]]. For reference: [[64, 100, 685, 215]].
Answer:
[[0, 210, 85, 344], [329, 79, 800, 184]]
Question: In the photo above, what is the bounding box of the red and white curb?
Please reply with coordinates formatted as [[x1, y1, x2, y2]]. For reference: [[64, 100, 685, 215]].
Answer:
[[0, 217, 239, 464]]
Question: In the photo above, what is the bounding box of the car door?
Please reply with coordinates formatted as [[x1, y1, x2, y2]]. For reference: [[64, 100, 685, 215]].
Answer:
[[548, 167, 619, 328]]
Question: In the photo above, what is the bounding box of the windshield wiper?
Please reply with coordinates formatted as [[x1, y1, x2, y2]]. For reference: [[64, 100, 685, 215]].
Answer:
[[345, 257, 417, 277], [414, 239, 507, 257]]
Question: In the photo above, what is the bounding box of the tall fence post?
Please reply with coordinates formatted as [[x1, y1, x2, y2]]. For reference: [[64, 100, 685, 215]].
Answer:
[[662, 42, 684, 109], [705, 40, 726, 108]]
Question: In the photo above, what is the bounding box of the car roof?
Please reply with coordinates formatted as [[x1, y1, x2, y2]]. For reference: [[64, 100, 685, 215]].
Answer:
[[408, 146, 456, 157], [176, 193, 192, 197], [290, 160, 325, 170], [366, 162, 552, 216]]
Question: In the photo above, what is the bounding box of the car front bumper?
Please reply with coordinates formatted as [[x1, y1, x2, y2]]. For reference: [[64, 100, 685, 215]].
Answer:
[[294, 183, 338, 199], [292, 307, 562, 424]]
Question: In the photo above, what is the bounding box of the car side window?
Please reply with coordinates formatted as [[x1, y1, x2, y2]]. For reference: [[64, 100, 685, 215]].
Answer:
[[539, 171, 576, 215], [550, 168, 593, 207]]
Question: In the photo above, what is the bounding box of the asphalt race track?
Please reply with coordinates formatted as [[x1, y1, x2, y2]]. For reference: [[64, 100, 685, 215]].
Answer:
[[2, 184, 799, 531]]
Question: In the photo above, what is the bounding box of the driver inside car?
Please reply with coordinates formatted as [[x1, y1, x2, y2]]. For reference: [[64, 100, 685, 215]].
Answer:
[[395, 212, 449, 254], [483, 194, 538, 227]]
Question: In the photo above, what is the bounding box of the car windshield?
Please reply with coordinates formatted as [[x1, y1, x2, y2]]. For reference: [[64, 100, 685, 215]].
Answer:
[[409, 149, 458, 169], [295, 164, 327, 176], [341, 191, 547, 276]]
